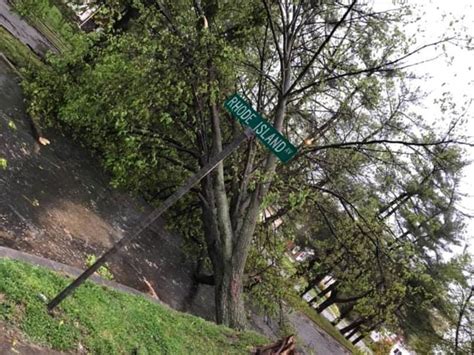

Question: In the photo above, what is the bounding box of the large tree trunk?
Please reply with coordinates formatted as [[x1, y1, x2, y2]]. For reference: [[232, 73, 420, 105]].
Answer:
[[331, 303, 355, 326], [196, 2, 291, 328], [300, 273, 327, 297], [340, 317, 367, 335], [207, 93, 288, 328], [214, 264, 246, 328], [345, 326, 361, 340], [314, 289, 338, 313]]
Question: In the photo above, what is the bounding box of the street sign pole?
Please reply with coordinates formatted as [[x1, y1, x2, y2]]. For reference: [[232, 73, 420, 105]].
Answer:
[[47, 127, 253, 311]]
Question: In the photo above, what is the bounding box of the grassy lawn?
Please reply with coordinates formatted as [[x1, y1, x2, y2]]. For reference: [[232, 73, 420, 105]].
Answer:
[[0, 259, 267, 354], [286, 292, 359, 354], [328, 303, 341, 318], [10, 0, 81, 51], [0, 27, 43, 70], [281, 255, 298, 276]]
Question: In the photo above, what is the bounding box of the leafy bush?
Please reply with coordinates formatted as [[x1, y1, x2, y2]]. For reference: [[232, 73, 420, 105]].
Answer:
[[85, 254, 114, 280], [23, 26, 194, 196]]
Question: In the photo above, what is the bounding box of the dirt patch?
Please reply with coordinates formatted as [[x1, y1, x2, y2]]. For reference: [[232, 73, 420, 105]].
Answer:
[[38, 200, 118, 247], [0, 321, 68, 354]]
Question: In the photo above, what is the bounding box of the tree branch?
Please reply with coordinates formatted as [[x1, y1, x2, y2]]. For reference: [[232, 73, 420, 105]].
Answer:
[[284, 0, 357, 97], [305, 138, 474, 153]]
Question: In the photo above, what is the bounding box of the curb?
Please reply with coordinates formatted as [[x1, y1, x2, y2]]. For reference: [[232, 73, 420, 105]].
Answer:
[[0, 246, 164, 306]]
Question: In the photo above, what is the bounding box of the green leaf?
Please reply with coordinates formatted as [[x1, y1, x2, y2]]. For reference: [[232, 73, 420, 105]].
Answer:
[[0, 158, 7, 170], [8, 120, 17, 130]]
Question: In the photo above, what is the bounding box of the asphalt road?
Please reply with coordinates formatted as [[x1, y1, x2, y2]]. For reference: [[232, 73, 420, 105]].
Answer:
[[288, 310, 350, 355]]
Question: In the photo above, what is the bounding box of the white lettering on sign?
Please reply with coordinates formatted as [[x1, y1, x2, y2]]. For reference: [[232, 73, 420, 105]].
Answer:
[[243, 113, 257, 125], [268, 135, 287, 152], [227, 96, 239, 107], [255, 122, 268, 135], [224, 94, 298, 163]]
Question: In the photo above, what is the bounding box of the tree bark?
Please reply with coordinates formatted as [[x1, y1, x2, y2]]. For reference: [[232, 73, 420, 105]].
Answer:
[[455, 287, 473, 353], [340, 317, 368, 335], [315, 289, 338, 313], [300, 272, 326, 297], [345, 326, 361, 340], [194, 273, 215, 285], [198, 0, 356, 330], [208, 92, 289, 329], [214, 263, 246, 328], [331, 303, 355, 326]]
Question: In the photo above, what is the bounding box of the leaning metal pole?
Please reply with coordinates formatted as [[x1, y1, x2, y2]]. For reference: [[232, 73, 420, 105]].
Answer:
[[47, 128, 253, 311]]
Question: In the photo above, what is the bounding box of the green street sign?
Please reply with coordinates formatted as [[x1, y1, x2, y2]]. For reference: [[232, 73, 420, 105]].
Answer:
[[224, 94, 298, 163]]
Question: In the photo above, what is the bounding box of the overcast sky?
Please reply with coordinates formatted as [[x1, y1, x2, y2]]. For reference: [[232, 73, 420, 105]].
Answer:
[[371, 0, 474, 255]]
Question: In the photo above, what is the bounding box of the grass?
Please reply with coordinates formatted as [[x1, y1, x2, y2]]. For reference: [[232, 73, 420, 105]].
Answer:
[[85, 254, 114, 281], [0, 27, 43, 70], [0, 259, 268, 354], [281, 255, 297, 274], [49, 0, 81, 25], [10, 0, 81, 51], [286, 292, 359, 354]]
